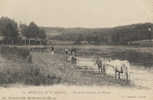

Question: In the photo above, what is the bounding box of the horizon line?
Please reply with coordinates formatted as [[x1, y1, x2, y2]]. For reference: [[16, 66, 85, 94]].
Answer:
[[41, 22, 153, 29]]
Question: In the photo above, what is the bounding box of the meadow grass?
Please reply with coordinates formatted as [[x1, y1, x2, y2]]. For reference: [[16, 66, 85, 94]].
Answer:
[[0, 46, 61, 86], [54, 45, 153, 67], [0, 45, 152, 87]]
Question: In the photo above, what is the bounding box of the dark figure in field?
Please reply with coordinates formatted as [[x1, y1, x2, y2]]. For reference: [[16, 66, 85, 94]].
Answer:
[[50, 46, 54, 55], [65, 49, 69, 62], [71, 48, 77, 64], [64, 48, 69, 55], [27, 50, 32, 63], [71, 48, 77, 55], [71, 55, 77, 64], [96, 57, 105, 74]]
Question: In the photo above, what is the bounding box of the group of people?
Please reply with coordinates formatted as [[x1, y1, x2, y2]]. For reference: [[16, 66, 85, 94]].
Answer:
[[64, 48, 77, 64]]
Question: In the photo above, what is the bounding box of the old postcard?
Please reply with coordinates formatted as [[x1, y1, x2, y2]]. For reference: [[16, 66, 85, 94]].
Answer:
[[0, 0, 153, 100]]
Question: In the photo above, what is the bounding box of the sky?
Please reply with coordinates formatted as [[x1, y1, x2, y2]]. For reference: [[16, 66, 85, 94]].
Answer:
[[0, 0, 153, 28]]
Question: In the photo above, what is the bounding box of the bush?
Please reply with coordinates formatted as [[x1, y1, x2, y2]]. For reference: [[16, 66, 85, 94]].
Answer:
[[0, 46, 30, 61], [0, 63, 61, 85], [23, 65, 61, 85], [0, 46, 61, 85]]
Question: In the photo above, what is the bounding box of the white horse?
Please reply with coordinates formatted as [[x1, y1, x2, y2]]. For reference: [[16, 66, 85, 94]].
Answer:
[[105, 59, 130, 81]]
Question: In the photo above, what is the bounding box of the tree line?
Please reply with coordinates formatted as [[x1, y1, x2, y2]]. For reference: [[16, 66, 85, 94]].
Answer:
[[0, 17, 47, 45], [50, 23, 153, 45]]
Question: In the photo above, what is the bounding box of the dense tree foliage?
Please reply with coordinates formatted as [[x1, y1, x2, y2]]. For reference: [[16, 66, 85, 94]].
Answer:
[[0, 17, 19, 40], [0, 17, 47, 45], [20, 22, 47, 39], [0, 16, 152, 45]]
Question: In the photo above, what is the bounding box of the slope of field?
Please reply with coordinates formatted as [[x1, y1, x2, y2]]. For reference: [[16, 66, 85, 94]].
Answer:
[[32, 52, 123, 86], [0, 48, 153, 100], [31, 52, 153, 90]]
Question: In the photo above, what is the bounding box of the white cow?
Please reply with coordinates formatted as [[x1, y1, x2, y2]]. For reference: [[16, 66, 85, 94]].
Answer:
[[105, 59, 130, 81]]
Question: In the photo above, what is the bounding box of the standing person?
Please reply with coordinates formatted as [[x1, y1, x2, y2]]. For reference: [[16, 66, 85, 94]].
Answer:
[[71, 54, 77, 64], [65, 48, 69, 55], [70, 48, 73, 55], [50, 46, 54, 55], [96, 56, 103, 73], [64, 48, 69, 62], [71, 48, 77, 56], [27, 49, 32, 63], [102, 58, 106, 74]]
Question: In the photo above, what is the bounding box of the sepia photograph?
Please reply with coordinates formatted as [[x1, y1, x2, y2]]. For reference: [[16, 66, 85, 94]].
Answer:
[[0, 0, 153, 100]]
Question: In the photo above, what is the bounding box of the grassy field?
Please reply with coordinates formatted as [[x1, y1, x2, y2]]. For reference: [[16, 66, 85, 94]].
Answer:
[[0, 45, 153, 89], [0, 46, 61, 86], [54, 45, 153, 67], [32, 52, 134, 86], [31, 51, 153, 89], [0, 51, 131, 87]]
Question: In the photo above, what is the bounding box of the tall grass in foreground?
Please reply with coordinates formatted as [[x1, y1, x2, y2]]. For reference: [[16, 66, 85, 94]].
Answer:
[[0, 46, 61, 86], [0, 46, 30, 62]]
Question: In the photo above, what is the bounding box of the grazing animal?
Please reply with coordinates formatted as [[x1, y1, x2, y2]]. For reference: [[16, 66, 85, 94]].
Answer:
[[105, 59, 130, 81], [95, 57, 106, 74]]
